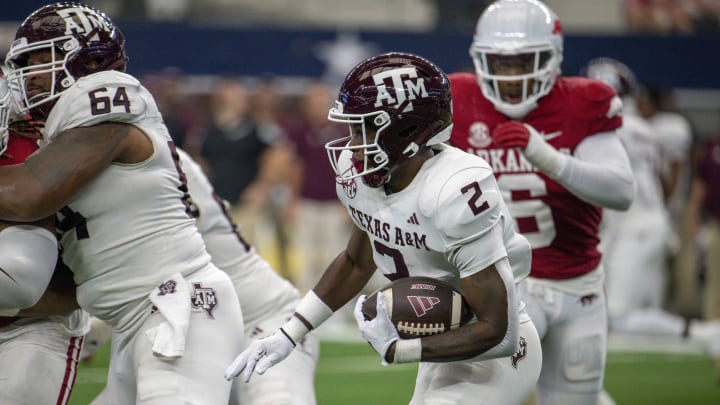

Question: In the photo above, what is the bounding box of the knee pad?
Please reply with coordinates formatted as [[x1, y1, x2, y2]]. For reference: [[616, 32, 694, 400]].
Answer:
[[563, 334, 604, 382]]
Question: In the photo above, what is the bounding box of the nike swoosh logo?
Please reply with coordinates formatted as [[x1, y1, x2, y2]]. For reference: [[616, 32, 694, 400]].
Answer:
[[541, 131, 562, 141]]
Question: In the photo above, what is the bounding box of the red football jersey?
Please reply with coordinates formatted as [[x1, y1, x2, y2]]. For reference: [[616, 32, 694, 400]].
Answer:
[[0, 131, 40, 328], [449, 73, 622, 280]]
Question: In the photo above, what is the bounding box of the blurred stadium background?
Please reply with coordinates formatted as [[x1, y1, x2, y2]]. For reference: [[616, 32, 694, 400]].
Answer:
[[2, 0, 717, 137], [2, 1, 720, 404]]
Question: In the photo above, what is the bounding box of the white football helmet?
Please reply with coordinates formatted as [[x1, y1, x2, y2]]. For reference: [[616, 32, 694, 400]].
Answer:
[[470, 0, 563, 119]]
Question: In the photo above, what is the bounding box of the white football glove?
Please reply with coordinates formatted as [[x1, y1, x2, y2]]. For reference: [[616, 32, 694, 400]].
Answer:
[[224, 330, 295, 382], [354, 292, 399, 365]]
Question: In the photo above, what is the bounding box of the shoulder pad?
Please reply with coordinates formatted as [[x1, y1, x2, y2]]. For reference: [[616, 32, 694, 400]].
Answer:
[[572, 77, 622, 119], [44, 71, 149, 142], [419, 148, 502, 245], [559, 77, 623, 134]]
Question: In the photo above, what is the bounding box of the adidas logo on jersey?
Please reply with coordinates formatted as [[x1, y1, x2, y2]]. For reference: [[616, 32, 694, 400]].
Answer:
[[407, 212, 419, 225]]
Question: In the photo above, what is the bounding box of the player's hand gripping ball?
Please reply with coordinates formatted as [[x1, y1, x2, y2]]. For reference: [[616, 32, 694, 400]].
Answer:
[[361, 276, 473, 339]]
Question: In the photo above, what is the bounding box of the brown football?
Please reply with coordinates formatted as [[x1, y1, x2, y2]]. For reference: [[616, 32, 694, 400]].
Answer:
[[362, 276, 474, 339]]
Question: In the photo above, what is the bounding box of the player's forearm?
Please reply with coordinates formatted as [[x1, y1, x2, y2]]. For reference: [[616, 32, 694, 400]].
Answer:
[[314, 252, 375, 311], [550, 132, 635, 210], [0, 163, 55, 221], [421, 315, 514, 362], [314, 225, 376, 311], [552, 156, 635, 210], [0, 124, 128, 222]]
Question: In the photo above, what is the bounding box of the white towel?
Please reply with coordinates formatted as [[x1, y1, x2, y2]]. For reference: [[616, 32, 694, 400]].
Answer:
[[145, 272, 191, 359]]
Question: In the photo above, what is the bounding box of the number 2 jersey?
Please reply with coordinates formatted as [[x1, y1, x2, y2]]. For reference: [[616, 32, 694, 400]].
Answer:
[[449, 73, 623, 280], [334, 144, 531, 290], [42, 71, 214, 332]]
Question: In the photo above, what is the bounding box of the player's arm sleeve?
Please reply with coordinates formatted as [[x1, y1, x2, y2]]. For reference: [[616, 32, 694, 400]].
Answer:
[[0, 225, 58, 311], [552, 130, 635, 210]]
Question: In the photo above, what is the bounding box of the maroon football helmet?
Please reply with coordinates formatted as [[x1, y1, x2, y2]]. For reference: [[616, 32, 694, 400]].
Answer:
[[582, 57, 637, 98], [4, 2, 128, 119], [326, 52, 453, 188]]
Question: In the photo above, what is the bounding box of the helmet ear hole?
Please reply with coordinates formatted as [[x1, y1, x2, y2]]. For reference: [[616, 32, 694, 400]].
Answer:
[[374, 112, 390, 126], [62, 38, 79, 52]]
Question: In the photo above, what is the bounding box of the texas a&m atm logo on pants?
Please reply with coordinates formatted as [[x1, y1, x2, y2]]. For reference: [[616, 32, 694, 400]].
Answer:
[[191, 283, 217, 318]]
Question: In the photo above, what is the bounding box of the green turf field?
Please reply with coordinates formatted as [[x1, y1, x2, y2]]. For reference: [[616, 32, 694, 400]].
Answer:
[[69, 341, 720, 405]]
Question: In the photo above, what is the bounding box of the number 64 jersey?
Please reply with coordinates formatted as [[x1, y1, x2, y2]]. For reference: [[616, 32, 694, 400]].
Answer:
[[41, 70, 213, 331], [335, 144, 531, 290]]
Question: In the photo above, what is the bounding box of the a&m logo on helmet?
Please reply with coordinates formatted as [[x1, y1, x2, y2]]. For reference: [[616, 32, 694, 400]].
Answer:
[[56, 6, 114, 41], [373, 67, 428, 113]]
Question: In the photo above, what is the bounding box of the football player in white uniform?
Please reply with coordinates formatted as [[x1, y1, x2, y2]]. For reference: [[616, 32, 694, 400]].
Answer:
[[86, 147, 320, 405], [0, 76, 88, 405], [226, 52, 542, 405], [586, 57, 720, 357], [585, 57, 677, 336], [1, 3, 244, 404], [588, 59, 683, 334], [178, 148, 320, 405]]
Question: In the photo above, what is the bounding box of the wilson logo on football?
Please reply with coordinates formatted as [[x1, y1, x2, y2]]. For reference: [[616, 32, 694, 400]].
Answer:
[[407, 295, 441, 317]]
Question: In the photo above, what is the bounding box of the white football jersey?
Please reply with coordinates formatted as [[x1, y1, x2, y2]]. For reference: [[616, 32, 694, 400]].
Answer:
[[335, 144, 530, 291], [618, 112, 667, 215], [44, 71, 212, 331], [176, 148, 300, 331]]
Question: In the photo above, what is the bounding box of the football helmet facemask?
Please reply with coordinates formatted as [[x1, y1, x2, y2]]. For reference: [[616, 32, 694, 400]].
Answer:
[[470, 0, 563, 119], [4, 2, 128, 120], [326, 52, 453, 188], [0, 77, 12, 156]]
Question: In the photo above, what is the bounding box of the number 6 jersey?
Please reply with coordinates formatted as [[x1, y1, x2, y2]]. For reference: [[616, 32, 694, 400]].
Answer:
[[335, 144, 531, 290], [449, 73, 623, 280]]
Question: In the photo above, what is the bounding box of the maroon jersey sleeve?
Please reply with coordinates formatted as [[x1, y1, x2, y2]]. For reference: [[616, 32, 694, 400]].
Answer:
[[1, 133, 40, 165], [565, 77, 623, 135]]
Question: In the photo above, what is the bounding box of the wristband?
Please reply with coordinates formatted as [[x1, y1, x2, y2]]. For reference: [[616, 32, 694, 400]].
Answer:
[[523, 124, 566, 176], [281, 290, 334, 344], [392, 338, 422, 364]]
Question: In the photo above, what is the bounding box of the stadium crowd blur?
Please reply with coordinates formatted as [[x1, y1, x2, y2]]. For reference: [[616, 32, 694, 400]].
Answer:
[[3, 0, 719, 343]]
